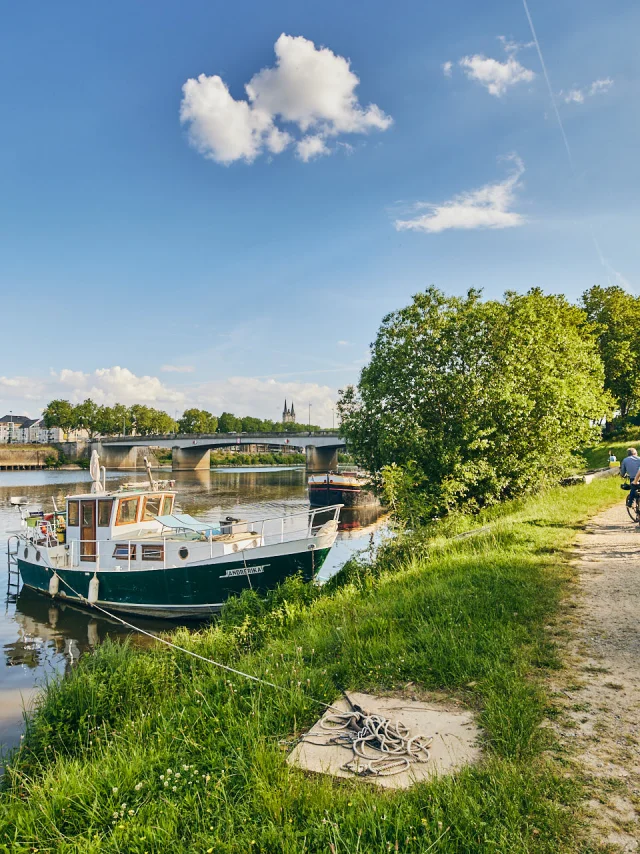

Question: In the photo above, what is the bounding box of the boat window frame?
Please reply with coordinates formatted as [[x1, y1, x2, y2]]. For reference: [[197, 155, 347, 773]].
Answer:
[[97, 499, 113, 528], [141, 494, 163, 522], [160, 494, 174, 516], [112, 544, 137, 559], [141, 544, 164, 561], [67, 500, 79, 527], [115, 496, 141, 526]]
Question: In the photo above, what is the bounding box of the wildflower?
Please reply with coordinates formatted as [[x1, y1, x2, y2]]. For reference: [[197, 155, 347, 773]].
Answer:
[[134, 782, 143, 791], [205, 775, 211, 783], [128, 810, 134, 816], [121, 804, 127, 810], [182, 764, 189, 771], [112, 787, 118, 794], [164, 781, 169, 788], [160, 775, 164, 780], [172, 786, 177, 792], [175, 772, 181, 779], [112, 812, 119, 819]]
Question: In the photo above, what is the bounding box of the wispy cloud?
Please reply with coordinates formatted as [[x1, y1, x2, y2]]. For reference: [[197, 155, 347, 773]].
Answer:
[[395, 155, 526, 234], [561, 77, 613, 104], [445, 35, 535, 97], [161, 364, 195, 373]]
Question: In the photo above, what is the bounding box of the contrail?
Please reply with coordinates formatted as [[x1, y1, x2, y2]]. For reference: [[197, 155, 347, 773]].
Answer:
[[521, 0, 633, 292], [521, 0, 575, 173]]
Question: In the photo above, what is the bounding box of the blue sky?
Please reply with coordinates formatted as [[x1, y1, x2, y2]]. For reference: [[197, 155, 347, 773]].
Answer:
[[0, 0, 637, 425]]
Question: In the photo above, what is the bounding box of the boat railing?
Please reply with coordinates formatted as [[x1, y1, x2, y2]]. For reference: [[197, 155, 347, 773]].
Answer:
[[249, 504, 342, 547]]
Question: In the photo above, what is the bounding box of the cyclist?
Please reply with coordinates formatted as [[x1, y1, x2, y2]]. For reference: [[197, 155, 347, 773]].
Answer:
[[620, 447, 640, 507]]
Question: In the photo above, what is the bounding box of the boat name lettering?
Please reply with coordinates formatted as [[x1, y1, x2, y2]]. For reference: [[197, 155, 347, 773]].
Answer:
[[220, 564, 269, 578]]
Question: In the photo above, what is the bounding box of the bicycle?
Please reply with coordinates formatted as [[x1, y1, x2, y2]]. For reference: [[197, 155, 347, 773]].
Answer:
[[622, 480, 640, 523]]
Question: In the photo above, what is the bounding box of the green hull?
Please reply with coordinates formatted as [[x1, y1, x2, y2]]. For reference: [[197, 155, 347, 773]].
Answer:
[[17, 548, 330, 619]]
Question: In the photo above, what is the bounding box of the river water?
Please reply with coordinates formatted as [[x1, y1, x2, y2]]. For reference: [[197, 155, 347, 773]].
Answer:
[[0, 467, 386, 754]]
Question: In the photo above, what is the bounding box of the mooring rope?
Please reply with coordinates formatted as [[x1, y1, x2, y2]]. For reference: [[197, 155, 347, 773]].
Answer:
[[49, 572, 432, 776]]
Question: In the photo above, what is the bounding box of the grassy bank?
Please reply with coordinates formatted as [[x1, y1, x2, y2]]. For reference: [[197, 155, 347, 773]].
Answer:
[[1, 477, 624, 853], [581, 435, 640, 470]]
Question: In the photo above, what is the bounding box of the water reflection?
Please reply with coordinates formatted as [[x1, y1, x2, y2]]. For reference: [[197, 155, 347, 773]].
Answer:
[[0, 467, 386, 750]]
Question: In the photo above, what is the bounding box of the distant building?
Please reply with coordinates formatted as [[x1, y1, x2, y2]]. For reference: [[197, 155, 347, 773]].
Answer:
[[0, 415, 88, 444], [282, 399, 296, 424]]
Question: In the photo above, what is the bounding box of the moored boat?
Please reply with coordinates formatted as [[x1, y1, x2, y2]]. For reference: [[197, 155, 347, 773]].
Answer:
[[308, 470, 381, 508], [7, 454, 341, 619]]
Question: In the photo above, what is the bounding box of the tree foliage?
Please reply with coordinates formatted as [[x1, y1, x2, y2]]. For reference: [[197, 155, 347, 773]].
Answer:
[[338, 287, 611, 520], [581, 285, 640, 418], [177, 408, 219, 434]]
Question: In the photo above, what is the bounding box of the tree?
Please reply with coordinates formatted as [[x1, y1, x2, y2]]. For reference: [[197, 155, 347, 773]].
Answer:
[[218, 412, 242, 433], [73, 399, 102, 439], [338, 287, 611, 521], [241, 416, 263, 432], [581, 285, 640, 418], [42, 400, 75, 432], [177, 409, 218, 434]]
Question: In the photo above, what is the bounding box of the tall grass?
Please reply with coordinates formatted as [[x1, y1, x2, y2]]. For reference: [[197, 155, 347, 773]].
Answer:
[[581, 435, 640, 470], [0, 478, 623, 853]]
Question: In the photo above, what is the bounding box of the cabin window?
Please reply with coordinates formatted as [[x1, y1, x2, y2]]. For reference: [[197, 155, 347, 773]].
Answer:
[[142, 495, 162, 522], [178, 546, 189, 560], [112, 544, 136, 559], [67, 501, 79, 527], [142, 544, 164, 561], [116, 497, 140, 526], [98, 500, 113, 527], [160, 494, 174, 516]]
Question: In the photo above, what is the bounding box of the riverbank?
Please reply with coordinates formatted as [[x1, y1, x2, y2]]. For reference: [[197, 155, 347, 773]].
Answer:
[[1, 477, 624, 852]]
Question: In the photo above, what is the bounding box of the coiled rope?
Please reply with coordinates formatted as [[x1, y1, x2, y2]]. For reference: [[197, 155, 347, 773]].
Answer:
[[314, 695, 432, 777]]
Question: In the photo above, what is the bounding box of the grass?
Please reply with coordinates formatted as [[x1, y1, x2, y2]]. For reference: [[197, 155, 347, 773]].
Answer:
[[0, 477, 625, 853], [581, 435, 640, 470]]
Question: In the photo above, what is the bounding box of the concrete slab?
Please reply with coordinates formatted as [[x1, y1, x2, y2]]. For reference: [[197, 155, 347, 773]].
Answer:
[[287, 692, 481, 789]]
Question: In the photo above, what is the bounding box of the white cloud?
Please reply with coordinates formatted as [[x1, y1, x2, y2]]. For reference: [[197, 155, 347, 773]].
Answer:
[[161, 365, 195, 373], [336, 340, 352, 347], [459, 54, 535, 96], [395, 155, 526, 234], [0, 368, 342, 427], [55, 367, 186, 407], [296, 134, 330, 162], [442, 61, 453, 78], [561, 77, 613, 104], [180, 33, 391, 165]]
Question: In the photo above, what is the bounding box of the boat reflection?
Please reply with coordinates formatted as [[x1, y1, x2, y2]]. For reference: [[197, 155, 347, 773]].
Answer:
[[5, 587, 170, 671], [337, 505, 387, 537]]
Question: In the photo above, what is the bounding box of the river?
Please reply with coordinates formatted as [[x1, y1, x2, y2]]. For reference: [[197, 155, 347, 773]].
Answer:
[[0, 467, 386, 754]]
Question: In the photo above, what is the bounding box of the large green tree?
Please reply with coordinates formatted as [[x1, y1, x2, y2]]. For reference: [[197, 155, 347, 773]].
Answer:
[[177, 408, 218, 434], [218, 412, 242, 433], [581, 285, 640, 418], [338, 287, 611, 520], [42, 399, 76, 432]]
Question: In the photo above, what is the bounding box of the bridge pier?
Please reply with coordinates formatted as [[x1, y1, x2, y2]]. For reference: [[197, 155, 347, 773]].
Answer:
[[305, 445, 339, 474], [93, 443, 151, 470], [172, 446, 211, 471]]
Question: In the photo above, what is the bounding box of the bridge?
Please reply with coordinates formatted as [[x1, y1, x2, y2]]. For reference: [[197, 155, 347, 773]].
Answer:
[[91, 432, 346, 473]]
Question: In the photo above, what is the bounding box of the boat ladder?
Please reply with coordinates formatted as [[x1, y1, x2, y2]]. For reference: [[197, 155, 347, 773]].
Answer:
[[6, 535, 20, 601]]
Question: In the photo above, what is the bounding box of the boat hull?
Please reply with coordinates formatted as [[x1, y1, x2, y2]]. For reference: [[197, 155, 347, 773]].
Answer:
[[17, 544, 330, 619], [309, 484, 380, 508]]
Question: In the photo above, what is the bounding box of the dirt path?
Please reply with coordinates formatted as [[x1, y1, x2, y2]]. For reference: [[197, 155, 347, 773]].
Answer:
[[552, 502, 640, 851]]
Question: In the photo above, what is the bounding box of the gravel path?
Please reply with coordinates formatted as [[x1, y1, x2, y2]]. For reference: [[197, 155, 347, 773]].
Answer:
[[553, 502, 640, 851]]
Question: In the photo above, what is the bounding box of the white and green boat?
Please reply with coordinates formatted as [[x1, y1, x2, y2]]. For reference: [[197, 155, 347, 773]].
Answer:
[[8, 453, 341, 619]]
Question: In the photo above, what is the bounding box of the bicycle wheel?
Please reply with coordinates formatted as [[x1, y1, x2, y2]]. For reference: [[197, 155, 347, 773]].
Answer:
[[627, 498, 640, 523]]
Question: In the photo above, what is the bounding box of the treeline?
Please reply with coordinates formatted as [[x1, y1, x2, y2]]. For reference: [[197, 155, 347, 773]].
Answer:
[[338, 284, 640, 524], [42, 400, 321, 438]]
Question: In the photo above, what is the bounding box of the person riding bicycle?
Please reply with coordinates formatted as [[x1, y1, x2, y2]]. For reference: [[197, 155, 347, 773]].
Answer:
[[620, 447, 640, 507]]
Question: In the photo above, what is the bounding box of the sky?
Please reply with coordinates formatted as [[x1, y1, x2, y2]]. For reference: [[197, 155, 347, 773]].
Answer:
[[0, 0, 638, 426]]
